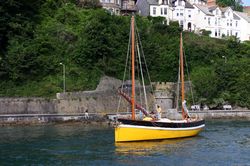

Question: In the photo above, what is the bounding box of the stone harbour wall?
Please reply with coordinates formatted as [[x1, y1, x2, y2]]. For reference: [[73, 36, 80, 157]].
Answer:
[[0, 76, 249, 124], [0, 98, 57, 114]]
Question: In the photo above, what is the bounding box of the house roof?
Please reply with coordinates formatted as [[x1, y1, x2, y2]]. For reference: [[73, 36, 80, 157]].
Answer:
[[169, 0, 177, 7], [185, 1, 194, 9], [220, 7, 229, 13], [208, 5, 218, 12], [234, 11, 250, 22], [233, 13, 240, 20], [148, 0, 158, 5], [195, 4, 214, 16]]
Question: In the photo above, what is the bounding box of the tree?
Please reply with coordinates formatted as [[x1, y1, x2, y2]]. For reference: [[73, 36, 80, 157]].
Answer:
[[217, 0, 243, 11], [191, 66, 218, 103], [77, 0, 102, 9], [200, 29, 211, 36]]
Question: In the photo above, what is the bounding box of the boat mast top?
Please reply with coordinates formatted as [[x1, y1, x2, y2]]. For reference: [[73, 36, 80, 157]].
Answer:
[[131, 16, 135, 120]]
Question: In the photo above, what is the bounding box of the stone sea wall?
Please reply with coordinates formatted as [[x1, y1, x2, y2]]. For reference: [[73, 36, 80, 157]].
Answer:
[[0, 90, 127, 115], [0, 76, 249, 124], [0, 76, 155, 124], [0, 76, 174, 117], [0, 77, 125, 115], [190, 110, 250, 120]]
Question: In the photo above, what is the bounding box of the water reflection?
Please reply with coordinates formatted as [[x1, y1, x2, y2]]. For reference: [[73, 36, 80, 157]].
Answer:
[[115, 138, 193, 156]]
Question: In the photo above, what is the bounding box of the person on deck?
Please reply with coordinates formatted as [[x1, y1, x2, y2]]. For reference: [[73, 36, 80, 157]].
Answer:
[[84, 109, 89, 119], [182, 100, 190, 119], [156, 105, 162, 119], [139, 110, 144, 120]]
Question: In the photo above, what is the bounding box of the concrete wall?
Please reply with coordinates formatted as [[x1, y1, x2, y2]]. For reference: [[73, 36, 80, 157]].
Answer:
[[0, 76, 156, 115], [1, 76, 249, 123], [0, 98, 57, 114], [0, 90, 127, 115], [190, 110, 250, 119]]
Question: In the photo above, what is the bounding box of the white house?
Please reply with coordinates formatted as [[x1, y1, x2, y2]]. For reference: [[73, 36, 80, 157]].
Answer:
[[136, 0, 250, 41], [233, 11, 250, 41]]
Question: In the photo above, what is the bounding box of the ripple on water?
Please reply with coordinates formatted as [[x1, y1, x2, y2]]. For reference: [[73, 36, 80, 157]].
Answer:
[[0, 120, 249, 166]]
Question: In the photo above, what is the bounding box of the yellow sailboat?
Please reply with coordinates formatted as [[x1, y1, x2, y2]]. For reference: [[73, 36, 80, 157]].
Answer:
[[115, 16, 205, 142]]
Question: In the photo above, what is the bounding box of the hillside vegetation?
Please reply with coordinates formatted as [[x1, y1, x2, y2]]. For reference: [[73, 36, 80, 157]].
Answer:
[[0, 0, 249, 108]]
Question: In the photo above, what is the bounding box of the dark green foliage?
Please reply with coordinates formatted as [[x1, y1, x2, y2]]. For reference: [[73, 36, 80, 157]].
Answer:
[[200, 29, 212, 36], [77, 0, 102, 9], [0, 2, 249, 108], [217, 0, 243, 11]]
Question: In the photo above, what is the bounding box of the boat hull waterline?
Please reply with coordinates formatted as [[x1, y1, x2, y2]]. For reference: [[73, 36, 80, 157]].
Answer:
[[115, 122, 205, 142]]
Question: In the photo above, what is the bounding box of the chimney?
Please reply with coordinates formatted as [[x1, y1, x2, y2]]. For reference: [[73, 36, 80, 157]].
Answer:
[[207, 0, 216, 6]]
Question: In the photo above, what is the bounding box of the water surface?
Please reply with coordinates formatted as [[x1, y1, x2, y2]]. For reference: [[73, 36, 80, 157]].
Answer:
[[0, 120, 249, 165]]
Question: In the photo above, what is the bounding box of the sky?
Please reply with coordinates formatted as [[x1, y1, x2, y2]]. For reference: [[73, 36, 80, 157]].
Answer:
[[242, 0, 250, 6]]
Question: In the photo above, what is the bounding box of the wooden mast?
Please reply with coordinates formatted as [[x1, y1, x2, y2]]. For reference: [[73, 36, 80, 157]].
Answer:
[[180, 32, 185, 119], [131, 16, 135, 120]]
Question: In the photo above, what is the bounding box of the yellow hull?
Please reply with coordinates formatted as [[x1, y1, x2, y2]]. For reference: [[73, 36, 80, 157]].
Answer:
[[115, 124, 205, 142]]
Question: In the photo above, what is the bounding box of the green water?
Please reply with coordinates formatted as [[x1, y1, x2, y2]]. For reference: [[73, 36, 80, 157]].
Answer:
[[0, 120, 249, 165]]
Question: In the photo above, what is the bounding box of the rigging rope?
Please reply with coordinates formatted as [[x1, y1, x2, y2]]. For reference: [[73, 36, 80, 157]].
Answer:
[[117, 17, 154, 117], [135, 25, 154, 92], [183, 46, 195, 105], [135, 41, 142, 109], [116, 26, 132, 115], [176, 51, 181, 111], [136, 40, 149, 113]]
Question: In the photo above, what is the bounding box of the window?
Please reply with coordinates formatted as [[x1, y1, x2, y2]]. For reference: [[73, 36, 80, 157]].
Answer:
[[218, 18, 220, 25], [204, 17, 206, 20], [161, 8, 163, 15], [162, 0, 167, 4], [235, 32, 238, 37], [208, 17, 210, 25], [216, 9, 218, 15], [188, 15, 191, 18], [235, 21, 238, 27], [180, 20, 183, 28], [116, 0, 119, 4], [218, 29, 221, 36], [188, 22, 191, 31], [215, 30, 217, 37], [230, 30, 232, 36], [198, 10, 200, 14], [228, 11, 230, 16], [230, 20, 232, 26], [153, 7, 156, 15], [180, 13, 183, 16], [109, 8, 113, 14], [164, 8, 167, 15], [215, 18, 217, 25], [177, 13, 179, 16], [227, 30, 229, 36]]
